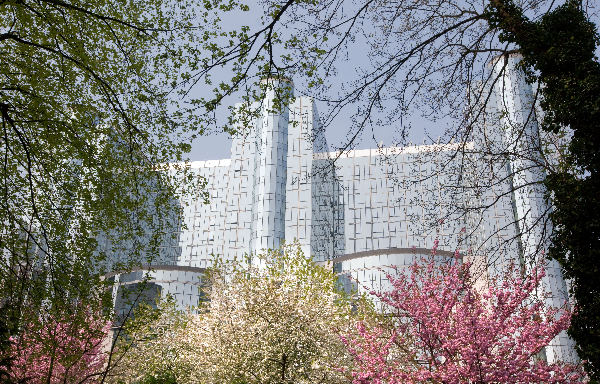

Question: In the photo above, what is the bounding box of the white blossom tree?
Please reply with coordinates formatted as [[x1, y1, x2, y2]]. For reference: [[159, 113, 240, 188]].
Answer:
[[111, 244, 376, 384]]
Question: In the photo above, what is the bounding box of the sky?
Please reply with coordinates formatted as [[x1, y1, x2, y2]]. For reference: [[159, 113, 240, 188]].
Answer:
[[183, 0, 599, 162], [188, 107, 446, 161], [182, 1, 452, 162]]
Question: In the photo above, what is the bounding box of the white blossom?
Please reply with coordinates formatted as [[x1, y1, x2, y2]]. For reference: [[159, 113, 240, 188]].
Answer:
[[111, 244, 373, 383]]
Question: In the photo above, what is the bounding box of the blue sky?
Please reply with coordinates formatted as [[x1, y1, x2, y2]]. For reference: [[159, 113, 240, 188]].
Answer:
[[182, 1, 452, 161], [184, 0, 599, 161]]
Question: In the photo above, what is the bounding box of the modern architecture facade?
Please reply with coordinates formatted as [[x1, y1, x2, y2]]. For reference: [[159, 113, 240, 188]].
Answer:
[[110, 56, 576, 363]]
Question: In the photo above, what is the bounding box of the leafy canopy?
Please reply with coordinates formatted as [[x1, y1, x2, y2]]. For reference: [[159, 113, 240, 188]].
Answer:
[[485, 0, 600, 378], [0, 0, 233, 372]]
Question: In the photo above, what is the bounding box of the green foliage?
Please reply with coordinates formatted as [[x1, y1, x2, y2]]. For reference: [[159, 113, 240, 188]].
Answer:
[[0, 0, 211, 371], [111, 297, 192, 383], [116, 370, 179, 384], [137, 371, 178, 384], [0, 307, 12, 382], [486, 0, 600, 379]]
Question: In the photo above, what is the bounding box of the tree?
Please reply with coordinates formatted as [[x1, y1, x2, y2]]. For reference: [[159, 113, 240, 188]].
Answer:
[[107, 298, 192, 383], [485, 1, 600, 378], [185, 0, 599, 378], [0, 0, 219, 370], [342, 254, 585, 383], [111, 244, 374, 384], [8, 305, 110, 384]]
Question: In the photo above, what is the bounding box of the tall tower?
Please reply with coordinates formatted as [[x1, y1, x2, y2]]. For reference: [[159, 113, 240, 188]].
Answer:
[[249, 78, 293, 258], [490, 54, 577, 363]]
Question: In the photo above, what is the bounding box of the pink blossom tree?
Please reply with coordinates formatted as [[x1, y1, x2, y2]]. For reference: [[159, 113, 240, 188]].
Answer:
[[9, 308, 110, 384], [342, 255, 586, 383]]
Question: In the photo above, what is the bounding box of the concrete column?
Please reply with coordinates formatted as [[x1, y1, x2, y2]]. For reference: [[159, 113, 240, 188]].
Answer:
[[250, 78, 293, 258], [490, 54, 577, 363]]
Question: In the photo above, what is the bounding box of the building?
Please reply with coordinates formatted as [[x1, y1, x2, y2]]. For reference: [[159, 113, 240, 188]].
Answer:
[[110, 55, 576, 362]]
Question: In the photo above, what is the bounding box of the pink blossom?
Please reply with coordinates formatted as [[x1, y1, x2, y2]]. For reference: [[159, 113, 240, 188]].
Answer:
[[9, 308, 110, 384], [431, 239, 439, 255], [342, 255, 586, 383]]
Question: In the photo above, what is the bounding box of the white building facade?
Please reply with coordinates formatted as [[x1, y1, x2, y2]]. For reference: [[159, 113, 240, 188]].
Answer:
[[111, 57, 576, 363]]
